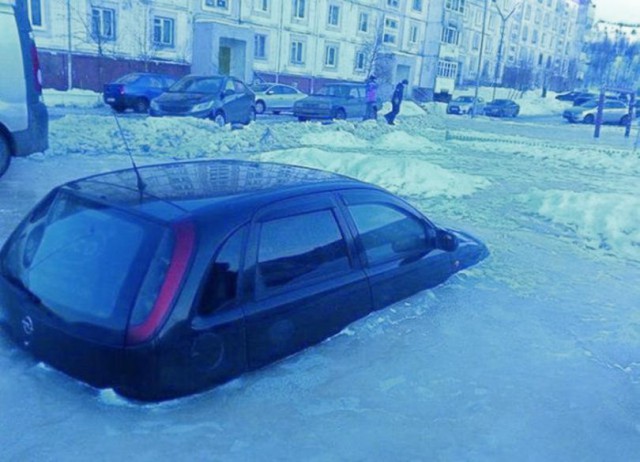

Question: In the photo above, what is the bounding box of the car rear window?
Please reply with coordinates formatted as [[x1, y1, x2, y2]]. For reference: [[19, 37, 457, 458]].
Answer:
[[1, 190, 168, 344], [115, 73, 141, 84]]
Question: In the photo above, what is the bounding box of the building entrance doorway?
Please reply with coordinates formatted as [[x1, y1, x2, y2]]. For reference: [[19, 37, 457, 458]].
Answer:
[[219, 46, 231, 75]]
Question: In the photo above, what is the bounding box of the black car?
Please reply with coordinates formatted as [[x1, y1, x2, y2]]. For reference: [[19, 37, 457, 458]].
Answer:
[[483, 99, 520, 117], [0, 160, 488, 401], [103, 73, 178, 113], [572, 93, 598, 107], [150, 75, 256, 126], [555, 91, 593, 102]]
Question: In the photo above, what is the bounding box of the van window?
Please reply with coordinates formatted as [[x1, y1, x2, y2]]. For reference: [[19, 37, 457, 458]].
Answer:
[[257, 210, 349, 292], [198, 226, 246, 315], [348, 203, 432, 265]]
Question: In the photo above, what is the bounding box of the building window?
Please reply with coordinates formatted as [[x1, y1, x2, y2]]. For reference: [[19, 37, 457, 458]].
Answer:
[[383, 17, 398, 44], [255, 0, 269, 12], [441, 25, 459, 45], [293, 0, 306, 19], [472, 32, 480, 50], [532, 29, 538, 44], [28, 0, 43, 27], [325, 45, 338, 68], [474, 10, 482, 26], [355, 51, 366, 71], [534, 9, 541, 24], [327, 4, 340, 27], [525, 4, 531, 20], [91, 7, 116, 41], [410, 25, 419, 44], [412, 0, 423, 11], [290, 40, 305, 64], [437, 60, 458, 78], [522, 25, 528, 41], [358, 12, 369, 32], [445, 0, 465, 13], [153, 17, 174, 47], [387, 0, 399, 8], [204, 0, 229, 9], [254, 34, 267, 59]]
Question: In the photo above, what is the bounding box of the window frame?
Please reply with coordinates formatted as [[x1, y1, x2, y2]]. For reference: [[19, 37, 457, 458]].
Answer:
[[28, 0, 44, 29], [327, 4, 340, 27], [293, 0, 306, 19], [358, 12, 369, 33], [324, 44, 339, 68], [91, 6, 117, 42], [254, 33, 268, 59], [152, 16, 175, 48], [290, 39, 305, 65]]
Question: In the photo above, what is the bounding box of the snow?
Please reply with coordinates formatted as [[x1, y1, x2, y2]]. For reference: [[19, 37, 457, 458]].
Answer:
[[1, 104, 640, 461], [453, 86, 572, 116], [43, 88, 104, 108]]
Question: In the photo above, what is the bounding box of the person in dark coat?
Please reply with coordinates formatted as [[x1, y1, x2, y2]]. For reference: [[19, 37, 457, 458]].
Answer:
[[363, 75, 378, 121], [385, 79, 409, 125]]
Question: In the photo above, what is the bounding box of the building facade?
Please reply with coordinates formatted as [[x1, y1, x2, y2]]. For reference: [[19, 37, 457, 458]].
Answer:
[[27, 0, 591, 95]]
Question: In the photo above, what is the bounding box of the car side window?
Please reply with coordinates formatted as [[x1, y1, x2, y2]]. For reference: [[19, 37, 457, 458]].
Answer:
[[271, 85, 284, 94], [257, 210, 350, 293], [348, 203, 432, 266], [281, 86, 296, 94], [198, 226, 247, 316]]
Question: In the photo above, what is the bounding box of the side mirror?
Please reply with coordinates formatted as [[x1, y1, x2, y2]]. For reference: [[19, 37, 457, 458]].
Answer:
[[436, 229, 459, 252]]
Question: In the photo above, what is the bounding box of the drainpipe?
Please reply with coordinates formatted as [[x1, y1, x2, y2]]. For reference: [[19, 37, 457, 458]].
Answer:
[[472, 0, 490, 118]]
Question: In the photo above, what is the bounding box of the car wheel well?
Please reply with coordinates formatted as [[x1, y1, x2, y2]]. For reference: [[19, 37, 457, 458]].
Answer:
[[0, 130, 12, 178], [0, 124, 15, 155], [334, 107, 347, 119]]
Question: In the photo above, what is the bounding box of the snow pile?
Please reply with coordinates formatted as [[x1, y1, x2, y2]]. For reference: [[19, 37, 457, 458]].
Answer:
[[44, 89, 104, 108], [252, 147, 490, 198], [376, 130, 446, 152], [528, 190, 640, 261], [517, 91, 568, 116], [379, 100, 427, 117], [300, 130, 367, 149]]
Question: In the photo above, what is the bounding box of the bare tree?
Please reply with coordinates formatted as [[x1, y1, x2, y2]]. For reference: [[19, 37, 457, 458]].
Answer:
[[360, 18, 394, 82]]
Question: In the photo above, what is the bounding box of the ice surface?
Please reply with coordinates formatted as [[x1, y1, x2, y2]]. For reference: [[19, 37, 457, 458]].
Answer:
[[1, 103, 640, 461]]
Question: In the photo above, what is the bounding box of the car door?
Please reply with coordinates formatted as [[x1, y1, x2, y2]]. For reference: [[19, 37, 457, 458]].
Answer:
[[267, 85, 286, 110], [339, 189, 452, 310], [603, 101, 625, 123], [233, 79, 254, 121], [221, 78, 244, 123], [242, 193, 373, 369], [279, 85, 302, 110], [346, 86, 365, 118]]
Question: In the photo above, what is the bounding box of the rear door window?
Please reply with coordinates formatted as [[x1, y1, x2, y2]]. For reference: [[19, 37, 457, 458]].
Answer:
[[257, 210, 350, 294]]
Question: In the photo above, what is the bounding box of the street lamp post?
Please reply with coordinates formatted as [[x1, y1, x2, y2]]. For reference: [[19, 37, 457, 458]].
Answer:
[[492, 1, 521, 100], [472, 0, 490, 118]]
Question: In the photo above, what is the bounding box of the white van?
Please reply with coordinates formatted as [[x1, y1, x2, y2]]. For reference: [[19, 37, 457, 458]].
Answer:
[[0, 0, 48, 178]]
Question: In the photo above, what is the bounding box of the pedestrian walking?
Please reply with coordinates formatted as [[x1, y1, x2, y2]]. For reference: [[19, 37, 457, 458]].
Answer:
[[385, 79, 409, 125], [364, 75, 378, 121]]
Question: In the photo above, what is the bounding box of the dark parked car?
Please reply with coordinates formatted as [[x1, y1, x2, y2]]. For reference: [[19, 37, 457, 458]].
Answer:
[[555, 91, 593, 102], [572, 93, 598, 107], [483, 99, 520, 117], [150, 75, 256, 126], [0, 160, 488, 401], [103, 73, 178, 113], [293, 83, 381, 121]]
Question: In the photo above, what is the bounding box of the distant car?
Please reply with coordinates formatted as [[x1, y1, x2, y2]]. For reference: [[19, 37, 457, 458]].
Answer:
[[103, 73, 178, 113], [562, 99, 632, 125], [483, 99, 520, 117], [0, 1, 48, 178], [572, 93, 598, 106], [293, 83, 381, 121], [446, 96, 485, 115], [150, 75, 256, 126], [555, 91, 593, 102], [251, 83, 307, 115], [0, 160, 488, 401]]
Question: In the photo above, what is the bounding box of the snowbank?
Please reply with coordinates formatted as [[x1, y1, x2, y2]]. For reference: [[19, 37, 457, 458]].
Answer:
[[252, 147, 490, 198], [452, 86, 568, 116], [44, 89, 104, 108], [379, 100, 427, 117], [527, 190, 640, 262]]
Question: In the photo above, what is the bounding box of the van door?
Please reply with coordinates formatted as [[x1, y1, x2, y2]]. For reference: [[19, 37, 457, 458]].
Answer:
[[339, 190, 452, 309], [242, 193, 372, 369]]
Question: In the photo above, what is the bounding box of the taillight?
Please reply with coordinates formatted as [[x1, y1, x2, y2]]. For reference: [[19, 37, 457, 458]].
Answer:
[[126, 221, 196, 345], [30, 40, 42, 94]]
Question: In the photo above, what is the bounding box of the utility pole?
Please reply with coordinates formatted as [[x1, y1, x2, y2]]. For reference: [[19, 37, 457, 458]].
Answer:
[[472, 0, 490, 117], [66, 0, 73, 90], [492, 1, 521, 101]]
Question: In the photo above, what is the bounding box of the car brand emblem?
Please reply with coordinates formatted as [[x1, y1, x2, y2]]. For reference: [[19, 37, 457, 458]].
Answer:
[[22, 316, 34, 336]]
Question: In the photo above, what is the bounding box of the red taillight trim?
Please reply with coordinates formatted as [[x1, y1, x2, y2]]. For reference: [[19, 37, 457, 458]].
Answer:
[[126, 221, 196, 345], [30, 41, 42, 94]]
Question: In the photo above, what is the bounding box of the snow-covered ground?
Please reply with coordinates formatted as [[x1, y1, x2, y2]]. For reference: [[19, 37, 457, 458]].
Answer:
[[1, 106, 640, 461]]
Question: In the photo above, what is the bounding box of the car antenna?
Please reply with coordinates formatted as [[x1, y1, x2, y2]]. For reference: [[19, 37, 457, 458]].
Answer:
[[112, 112, 147, 198]]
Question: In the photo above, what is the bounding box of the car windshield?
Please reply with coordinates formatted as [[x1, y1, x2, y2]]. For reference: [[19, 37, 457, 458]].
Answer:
[[314, 85, 351, 97], [454, 96, 474, 103], [580, 100, 598, 108], [252, 84, 271, 92], [0, 190, 169, 343], [170, 77, 224, 94], [115, 74, 141, 84]]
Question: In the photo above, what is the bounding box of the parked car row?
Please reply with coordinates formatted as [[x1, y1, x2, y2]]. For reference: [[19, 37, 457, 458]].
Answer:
[[446, 97, 520, 118]]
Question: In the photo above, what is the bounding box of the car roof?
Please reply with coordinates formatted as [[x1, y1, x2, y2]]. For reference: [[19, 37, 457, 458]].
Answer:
[[61, 160, 372, 222]]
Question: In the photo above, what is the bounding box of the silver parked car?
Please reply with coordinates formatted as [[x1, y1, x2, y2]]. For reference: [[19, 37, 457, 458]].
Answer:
[[446, 96, 485, 115], [562, 99, 632, 125], [251, 83, 307, 115]]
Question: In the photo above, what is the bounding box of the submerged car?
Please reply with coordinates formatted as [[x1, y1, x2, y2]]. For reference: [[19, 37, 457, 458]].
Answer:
[[0, 160, 488, 401], [293, 83, 380, 121], [150, 75, 256, 126], [446, 96, 485, 115], [103, 73, 178, 113], [483, 99, 520, 117], [562, 99, 631, 125], [251, 83, 307, 115]]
